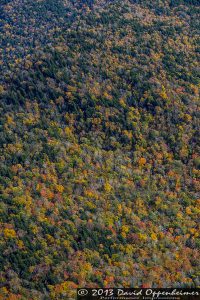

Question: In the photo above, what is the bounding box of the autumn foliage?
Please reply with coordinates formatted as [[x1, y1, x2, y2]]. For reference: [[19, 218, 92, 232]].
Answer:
[[0, 0, 200, 299]]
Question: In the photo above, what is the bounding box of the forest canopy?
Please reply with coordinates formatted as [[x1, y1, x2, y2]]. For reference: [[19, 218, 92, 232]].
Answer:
[[0, 0, 199, 299]]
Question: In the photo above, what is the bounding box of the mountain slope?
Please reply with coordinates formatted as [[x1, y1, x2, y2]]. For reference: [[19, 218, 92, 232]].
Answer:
[[0, 0, 200, 299]]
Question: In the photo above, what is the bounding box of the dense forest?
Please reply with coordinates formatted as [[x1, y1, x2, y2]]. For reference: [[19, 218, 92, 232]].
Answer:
[[0, 0, 200, 299]]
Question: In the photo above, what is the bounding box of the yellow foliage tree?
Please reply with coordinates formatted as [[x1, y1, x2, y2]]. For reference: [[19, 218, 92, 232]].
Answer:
[[4, 228, 17, 239]]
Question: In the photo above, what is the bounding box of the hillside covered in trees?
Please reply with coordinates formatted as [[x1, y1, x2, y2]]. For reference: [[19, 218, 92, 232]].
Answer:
[[0, 0, 200, 299]]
